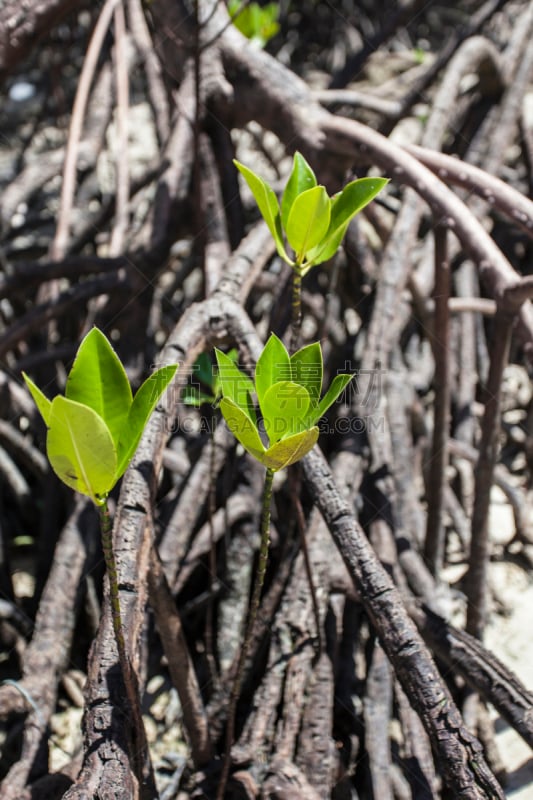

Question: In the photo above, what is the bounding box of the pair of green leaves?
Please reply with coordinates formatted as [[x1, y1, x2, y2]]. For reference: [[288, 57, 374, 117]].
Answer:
[[215, 334, 353, 471], [235, 152, 388, 275], [228, 1, 280, 47], [23, 328, 177, 505]]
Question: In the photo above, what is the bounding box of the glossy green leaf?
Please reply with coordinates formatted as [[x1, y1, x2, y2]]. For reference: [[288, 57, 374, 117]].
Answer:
[[281, 152, 317, 230], [309, 373, 353, 426], [303, 226, 347, 271], [215, 349, 255, 422], [116, 364, 177, 478], [255, 334, 291, 406], [65, 328, 132, 448], [261, 381, 310, 442], [331, 177, 388, 230], [262, 427, 319, 470], [234, 160, 291, 263], [47, 396, 117, 502], [22, 373, 52, 426], [212, 348, 238, 399], [290, 342, 322, 407], [286, 186, 331, 258], [219, 397, 266, 461], [306, 177, 388, 266]]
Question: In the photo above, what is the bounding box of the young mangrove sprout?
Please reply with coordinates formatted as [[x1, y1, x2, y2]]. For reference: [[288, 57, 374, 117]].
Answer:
[[214, 333, 353, 797], [23, 327, 177, 778], [235, 152, 387, 349]]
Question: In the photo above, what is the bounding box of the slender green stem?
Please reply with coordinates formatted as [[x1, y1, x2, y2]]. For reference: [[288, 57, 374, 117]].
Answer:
[[99, 498, 128, 661], [99, 497, 154, 795], [290, 268, 303, 353], [289, 266, 322, 653], [217, 467, 275, 800]]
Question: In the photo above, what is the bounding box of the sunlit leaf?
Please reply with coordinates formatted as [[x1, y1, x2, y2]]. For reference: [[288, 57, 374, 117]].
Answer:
[[219, 397, 266, 461], [22, 373, 52, 426], [65, 328, 132, 448], [212, 348, 238, 399], [281, 152, 317, 230], [261, 381, 310, 442], [308, 373, 353, 426], [290, 342, 322, 407], [47, 396, 117, 502], [331, 177, 388, 231], [255, 334, 291, 406], [306, 177, 388, 266], [303, 226, 347, 271], [262, 427, 319, 470], [229, 0, 279, 46], [286, 186, 331, 258], [215, 349, 255, 422], [234, 160, 291, 263], [116, 364, 177, 478]]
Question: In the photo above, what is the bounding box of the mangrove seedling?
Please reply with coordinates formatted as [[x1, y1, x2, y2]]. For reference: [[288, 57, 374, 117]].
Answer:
[[235, 151, 387, 349], [22, 327, 177, 770], [214, 333, 353, 798]]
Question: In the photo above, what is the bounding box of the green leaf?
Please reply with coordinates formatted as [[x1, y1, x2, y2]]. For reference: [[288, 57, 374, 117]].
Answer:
[[234, 160, 291, 263], [333, 177, 388, 226], [303, 226, 347, 271], [215, 349, 256, 422], [309, 373, 354, 426], [290, 342, 323, 408], [212, 348, 238, 399], [229, 1, 279, 46], [261, 381, 310, 442], [22, 373, 52, 426], [281, 153, 317, 230], [306, 177, 388, 266], [254, 334, 291, 406], [286, 186, 331, 258], [65, 328, 132, 448], [219, 397, 266, 461], [262, 427, 319, 470], [47, 396, 117, 503], [116, 364, 177, 478], [257, 4, 280, 42]]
